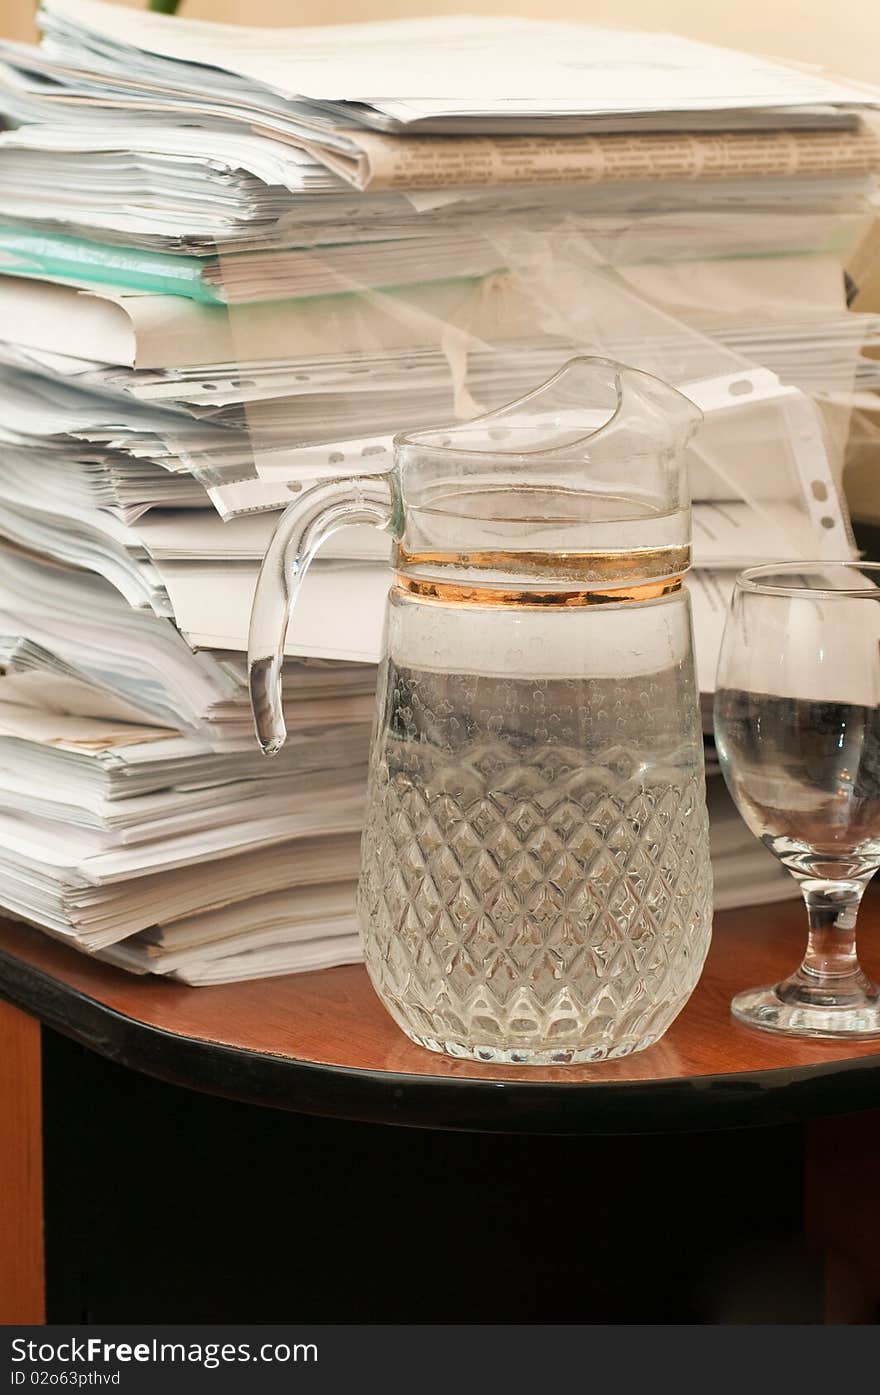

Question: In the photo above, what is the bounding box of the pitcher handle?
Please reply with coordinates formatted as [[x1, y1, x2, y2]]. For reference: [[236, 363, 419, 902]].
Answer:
[[248, 473, 396, 755]]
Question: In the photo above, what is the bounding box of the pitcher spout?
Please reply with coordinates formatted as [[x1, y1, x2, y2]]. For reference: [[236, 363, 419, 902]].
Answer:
[[395, 354, 702, 464]]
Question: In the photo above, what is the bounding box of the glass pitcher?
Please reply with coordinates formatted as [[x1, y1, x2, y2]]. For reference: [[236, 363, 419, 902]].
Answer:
[[249, 357, 712, 1064]]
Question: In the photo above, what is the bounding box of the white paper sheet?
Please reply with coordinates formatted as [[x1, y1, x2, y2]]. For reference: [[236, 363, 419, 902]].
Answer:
[[0, 272, 514, 369], [158, 559, 388, 662], [43, 0, 880, 116]]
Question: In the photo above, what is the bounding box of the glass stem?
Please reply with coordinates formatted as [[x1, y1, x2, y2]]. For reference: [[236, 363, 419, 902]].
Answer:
[[799, 882, 868, 984]]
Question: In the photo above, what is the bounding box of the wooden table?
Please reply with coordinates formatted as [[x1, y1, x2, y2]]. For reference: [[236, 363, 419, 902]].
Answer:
[[3, 899, 880, 1324]]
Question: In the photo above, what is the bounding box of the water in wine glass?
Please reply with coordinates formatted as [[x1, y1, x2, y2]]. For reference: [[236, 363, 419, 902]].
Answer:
[[714, 689, 880, 883]]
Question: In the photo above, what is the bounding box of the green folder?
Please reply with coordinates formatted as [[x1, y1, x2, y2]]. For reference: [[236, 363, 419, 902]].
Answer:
[[0, 226, 491, 308], [0, 225, 224, 304]]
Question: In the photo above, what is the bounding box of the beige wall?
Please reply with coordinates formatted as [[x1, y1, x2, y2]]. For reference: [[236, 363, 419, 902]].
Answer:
[[2, 0, 879, 82]]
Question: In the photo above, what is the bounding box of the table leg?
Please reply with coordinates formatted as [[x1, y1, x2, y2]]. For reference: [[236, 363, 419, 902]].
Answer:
[[805, 1110, 880, 1323], [0, 1002, 44, 1323]]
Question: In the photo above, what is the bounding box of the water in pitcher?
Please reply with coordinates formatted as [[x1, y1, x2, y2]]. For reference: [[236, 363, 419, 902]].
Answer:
[[358, 571, 712, 1065]]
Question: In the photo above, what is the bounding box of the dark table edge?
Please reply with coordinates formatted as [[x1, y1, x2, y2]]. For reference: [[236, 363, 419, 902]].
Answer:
[[3, 947, 880, 1134]]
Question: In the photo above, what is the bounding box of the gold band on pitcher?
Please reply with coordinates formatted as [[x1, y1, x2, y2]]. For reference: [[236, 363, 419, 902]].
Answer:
[[393, 574, 684, 608]]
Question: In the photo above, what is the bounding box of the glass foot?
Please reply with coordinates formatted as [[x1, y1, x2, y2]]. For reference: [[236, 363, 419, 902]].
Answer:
[[732, 971, 880, 1039]]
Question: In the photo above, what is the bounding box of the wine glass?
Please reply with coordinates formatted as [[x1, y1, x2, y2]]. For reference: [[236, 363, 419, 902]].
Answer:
[[714, 561, 880, 1037]]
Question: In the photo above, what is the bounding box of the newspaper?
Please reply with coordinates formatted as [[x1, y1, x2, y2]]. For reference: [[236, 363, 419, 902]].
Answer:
[[314, 122, 880, 192]]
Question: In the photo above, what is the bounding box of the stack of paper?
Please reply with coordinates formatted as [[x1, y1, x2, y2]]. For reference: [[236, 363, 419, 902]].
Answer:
[[0, 675, 364, 969], [19, 1, 880, 140], [0, 1, 875, 979], [103, 884, 361, 985]]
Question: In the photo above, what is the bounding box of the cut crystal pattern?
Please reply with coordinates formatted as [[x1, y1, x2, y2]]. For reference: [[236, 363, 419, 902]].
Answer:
[[359, 668, 712, 1064]]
